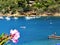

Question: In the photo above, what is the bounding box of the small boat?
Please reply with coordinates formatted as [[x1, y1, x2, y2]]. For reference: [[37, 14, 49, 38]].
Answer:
[[48, 34, 60, 39]]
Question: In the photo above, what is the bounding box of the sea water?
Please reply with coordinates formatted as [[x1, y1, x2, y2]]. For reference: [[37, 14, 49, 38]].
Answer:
[[0, 16, 60, 45]]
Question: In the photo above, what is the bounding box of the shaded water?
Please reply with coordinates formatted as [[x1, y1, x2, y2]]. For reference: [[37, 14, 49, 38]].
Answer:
[[0, 16, 60, 45]]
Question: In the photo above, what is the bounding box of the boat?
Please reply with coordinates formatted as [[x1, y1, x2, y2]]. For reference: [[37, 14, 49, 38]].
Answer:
[[48, 34, 60, 39]]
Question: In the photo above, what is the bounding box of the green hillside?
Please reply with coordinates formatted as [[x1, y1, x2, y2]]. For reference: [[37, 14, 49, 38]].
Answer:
[[0, 0, 60, 15]]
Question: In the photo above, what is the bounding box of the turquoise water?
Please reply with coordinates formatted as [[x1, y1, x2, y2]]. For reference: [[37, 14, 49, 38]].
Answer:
[[0, 16, 60, 45]]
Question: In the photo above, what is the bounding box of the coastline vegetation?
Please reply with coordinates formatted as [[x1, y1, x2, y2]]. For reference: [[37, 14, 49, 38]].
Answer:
[[0, 0, 60, 16]]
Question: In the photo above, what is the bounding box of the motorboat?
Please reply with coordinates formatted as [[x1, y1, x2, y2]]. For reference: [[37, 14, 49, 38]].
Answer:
[[48, 34, 60, 39]]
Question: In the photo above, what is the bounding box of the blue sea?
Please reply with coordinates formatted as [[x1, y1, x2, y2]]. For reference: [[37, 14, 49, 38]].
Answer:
[[0, 16, 60, 45]]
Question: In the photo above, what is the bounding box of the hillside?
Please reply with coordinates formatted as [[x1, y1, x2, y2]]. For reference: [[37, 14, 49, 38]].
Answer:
[[0, 0, 60, 16]]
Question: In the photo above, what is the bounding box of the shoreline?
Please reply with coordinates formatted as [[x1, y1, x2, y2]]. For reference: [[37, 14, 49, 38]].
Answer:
[[0, 13, 60, 17]]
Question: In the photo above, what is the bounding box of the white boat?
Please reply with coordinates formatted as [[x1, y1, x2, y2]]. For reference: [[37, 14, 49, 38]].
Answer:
[[0, 16, 4, 19], [14, 17, 18, 20], [5, 17, 10, 20], [48, 34, 60, 39]]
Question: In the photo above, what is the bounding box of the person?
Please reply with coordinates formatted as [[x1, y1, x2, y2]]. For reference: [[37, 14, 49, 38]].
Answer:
[[52, 32, 56, 36], [54, 32, 56, 35]]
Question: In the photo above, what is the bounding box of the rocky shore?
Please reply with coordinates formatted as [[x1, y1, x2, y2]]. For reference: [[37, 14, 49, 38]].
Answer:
[[0, 12, 60, 17]]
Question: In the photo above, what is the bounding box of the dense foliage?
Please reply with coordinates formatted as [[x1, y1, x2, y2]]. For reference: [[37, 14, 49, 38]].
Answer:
[[0, 0, 60, 14]]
